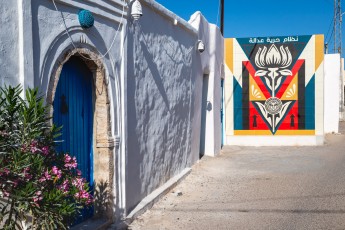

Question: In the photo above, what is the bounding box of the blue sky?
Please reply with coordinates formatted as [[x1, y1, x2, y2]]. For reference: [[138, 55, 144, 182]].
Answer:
[[156, 0, 340, 53]]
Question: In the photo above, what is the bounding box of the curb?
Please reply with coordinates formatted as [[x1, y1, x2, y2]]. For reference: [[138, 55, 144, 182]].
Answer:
[[112, 167, 192, 229]]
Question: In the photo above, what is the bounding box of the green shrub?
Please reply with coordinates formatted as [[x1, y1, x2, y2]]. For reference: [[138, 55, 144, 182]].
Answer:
[[0, 85, 93, 229]]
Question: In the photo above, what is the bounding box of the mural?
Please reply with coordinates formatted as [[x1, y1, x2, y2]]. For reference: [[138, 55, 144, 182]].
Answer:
[[225, 35, 324, 135]]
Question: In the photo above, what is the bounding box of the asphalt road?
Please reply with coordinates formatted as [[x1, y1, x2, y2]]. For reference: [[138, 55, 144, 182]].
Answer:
[[129, 122, 345, 230]]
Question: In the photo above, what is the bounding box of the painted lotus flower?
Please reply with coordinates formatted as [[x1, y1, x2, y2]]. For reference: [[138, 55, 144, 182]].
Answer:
[[255, 44, 292, 69], [254, 44, 293, 97]]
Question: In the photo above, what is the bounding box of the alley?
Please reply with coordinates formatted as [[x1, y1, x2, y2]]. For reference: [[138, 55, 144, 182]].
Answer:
[[129, 122, 345, 230]]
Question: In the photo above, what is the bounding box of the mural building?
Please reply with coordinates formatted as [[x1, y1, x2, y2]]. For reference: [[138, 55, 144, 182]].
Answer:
[[224, 35, 324, 145]]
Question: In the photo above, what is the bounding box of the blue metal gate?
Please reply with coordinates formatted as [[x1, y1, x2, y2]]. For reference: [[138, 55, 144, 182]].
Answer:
[[53, 56, 94, 222]]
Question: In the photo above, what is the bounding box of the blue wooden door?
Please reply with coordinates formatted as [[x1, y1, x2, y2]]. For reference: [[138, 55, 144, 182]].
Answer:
[[53, 56, 94, 222]]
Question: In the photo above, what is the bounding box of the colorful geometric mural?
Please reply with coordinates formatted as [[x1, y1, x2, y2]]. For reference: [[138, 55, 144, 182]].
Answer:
[[225, 35, 324, 135]]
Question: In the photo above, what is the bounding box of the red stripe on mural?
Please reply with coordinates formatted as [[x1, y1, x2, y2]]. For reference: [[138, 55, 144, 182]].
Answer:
[[243, 61, 271, 99], [249, 102, 269, 130], [279, 101, 299, 130], [276, 60, 305, 99]]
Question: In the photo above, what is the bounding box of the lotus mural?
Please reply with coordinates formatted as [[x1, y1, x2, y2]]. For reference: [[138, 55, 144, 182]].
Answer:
[[253, 44, 294, 133], [227, 35, 322, 136]]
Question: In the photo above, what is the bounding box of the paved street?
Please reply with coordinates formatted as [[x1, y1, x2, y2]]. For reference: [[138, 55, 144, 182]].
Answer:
[[129, 122, 345, 230]]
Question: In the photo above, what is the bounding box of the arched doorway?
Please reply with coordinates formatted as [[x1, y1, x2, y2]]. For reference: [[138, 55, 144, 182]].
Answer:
[[53, 56, 94, 222], [48, 48, 116, 223]]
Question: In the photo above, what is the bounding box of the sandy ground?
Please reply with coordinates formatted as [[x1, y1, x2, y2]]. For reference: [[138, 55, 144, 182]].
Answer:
[[129, 122, 345, 230]]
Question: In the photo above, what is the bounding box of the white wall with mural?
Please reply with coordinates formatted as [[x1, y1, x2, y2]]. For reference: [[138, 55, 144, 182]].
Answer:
[[224, 35, 325, 146], [189, 12, 224, 157]]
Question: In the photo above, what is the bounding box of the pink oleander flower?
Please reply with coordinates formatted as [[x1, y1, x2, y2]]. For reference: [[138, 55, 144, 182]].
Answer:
[[58, 179, 69, 194], [65, 156, 78, 169], [33, 191, 43, 204], [30, 140, 38, 153], [75, 190, 91, 200], [33, 192, 43, 207], [41, 146, 49, 156], [13, 179, 19, 188], [72, 178, 85, 190], [30, 146, 38, 153], [21, 144, 27, 152], [64, 154, 72, 163], [52, 166, 62, 179], [25, 173, 32, 180], [81, 190, 90, 199], [23, 167, 32, 180], [23, 167, 29, 173], [0, 168, 10, 176], [39, 170, 52, 182], [86, 197, 93, 205], [30, 140, 38, 147], [2, 168, 10, 175], [44, 170, 51, 179], [76, 169, 82, 176]]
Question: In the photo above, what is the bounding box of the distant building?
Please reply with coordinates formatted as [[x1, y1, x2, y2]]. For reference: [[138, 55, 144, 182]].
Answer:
[[224, 35, 342, 145]]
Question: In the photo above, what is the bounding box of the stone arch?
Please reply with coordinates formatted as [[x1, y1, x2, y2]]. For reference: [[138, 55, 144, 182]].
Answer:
[[47, 48, 115, 220]]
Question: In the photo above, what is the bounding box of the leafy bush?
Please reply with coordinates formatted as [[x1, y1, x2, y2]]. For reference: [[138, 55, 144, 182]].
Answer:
[[0, 85, 93, 229]]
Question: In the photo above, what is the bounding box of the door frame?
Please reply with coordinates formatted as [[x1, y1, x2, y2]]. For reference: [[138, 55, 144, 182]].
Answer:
[[46, 48, 115, 220]]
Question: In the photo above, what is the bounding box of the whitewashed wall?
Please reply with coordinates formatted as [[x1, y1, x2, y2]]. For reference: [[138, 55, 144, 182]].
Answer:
[[324, 54, 340, 133], [0, 1, 20, 87], [189, 12, 224, 156], [124, 0, 201, 214]]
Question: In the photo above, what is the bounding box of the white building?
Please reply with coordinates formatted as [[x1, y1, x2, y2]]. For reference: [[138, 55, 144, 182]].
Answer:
[[0, 0, 224, 227]]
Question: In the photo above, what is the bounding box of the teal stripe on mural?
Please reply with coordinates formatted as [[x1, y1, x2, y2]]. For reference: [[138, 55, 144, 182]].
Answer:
[[305, 75, 315, 129], [234, 77, 243, 130]]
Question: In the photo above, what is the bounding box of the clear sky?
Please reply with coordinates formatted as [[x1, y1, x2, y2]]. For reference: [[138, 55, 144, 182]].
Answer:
[[155, 0, 341, 54]]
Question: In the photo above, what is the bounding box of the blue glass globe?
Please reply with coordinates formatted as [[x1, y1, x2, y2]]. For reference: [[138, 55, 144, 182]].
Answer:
[[78, 9, 94, 29]]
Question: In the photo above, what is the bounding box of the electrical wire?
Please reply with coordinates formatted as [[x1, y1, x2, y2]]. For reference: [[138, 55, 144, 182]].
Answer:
[[52, 0, 126, 61], [327, 18, 336, 46], [325, 16, 335, 43]]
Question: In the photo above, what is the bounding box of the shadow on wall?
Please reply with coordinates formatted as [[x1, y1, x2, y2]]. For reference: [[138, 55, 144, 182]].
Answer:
[[125, 16, 196, 213], [93, 180, 113, 220], [139, 39, 170, 111]]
